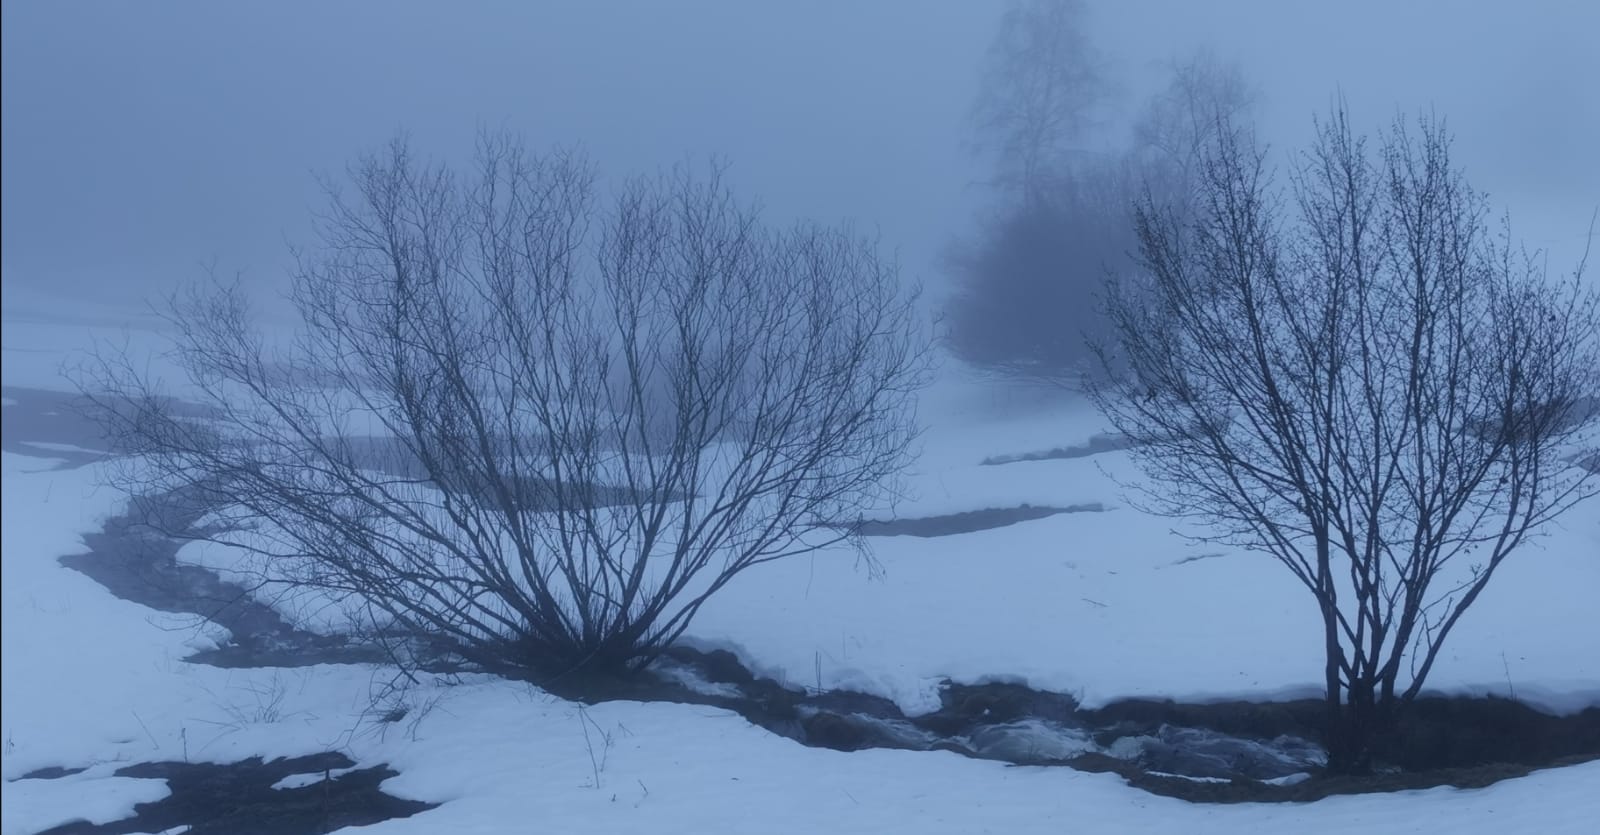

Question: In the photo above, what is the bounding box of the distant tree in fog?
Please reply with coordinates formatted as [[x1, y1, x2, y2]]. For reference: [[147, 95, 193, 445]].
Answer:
[[1131, 49, 1257, 219], [1091, 104, 1600, 773], [945, 158, 1135, 384], [85, 133, 929, 683], [952, 28, 1257, 386], [969, 0, 1106, 203]]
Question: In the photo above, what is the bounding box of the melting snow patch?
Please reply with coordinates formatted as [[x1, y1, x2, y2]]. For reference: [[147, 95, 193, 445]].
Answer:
[[1, 769, 171, 834]]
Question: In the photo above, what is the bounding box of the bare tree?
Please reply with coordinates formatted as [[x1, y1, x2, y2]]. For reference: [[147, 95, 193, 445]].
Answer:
[[1131, 49, 1258, 217], [969, 0, 1107, 202], [950, 47, 1257, 387], [86, 133, 929, 683], [1091, 106, 1600, 773]]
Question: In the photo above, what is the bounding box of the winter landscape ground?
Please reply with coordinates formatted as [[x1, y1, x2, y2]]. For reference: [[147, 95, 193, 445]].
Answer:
[[2, 296, 1597, 834], [6, 0, 1600, 831]]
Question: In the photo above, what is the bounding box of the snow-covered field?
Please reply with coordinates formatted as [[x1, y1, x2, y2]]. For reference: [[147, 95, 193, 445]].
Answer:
[[3, 309, 1598, 834]]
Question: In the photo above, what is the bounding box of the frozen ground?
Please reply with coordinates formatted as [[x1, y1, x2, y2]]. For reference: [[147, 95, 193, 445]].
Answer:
[[3, 306, 1598, 833]]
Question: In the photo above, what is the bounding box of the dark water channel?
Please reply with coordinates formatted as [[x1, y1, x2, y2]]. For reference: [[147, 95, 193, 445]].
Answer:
[[48, 462, 1336, 808], [7, 389, 433, 834]]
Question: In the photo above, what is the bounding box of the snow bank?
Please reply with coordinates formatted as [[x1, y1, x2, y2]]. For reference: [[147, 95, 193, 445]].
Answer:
[[2, 767, 170, 835]]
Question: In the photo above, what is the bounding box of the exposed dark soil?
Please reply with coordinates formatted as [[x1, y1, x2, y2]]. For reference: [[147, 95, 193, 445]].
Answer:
[[1091, 753, 1600, 804], [1073, 695, 1600, 801], [18, 766, 88, 780], [852, 502, 1105, 537], [29, 752, 435, 835], [1080, 693, 1600, 773]]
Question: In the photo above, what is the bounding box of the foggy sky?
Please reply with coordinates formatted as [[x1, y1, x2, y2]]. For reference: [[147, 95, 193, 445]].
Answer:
[[4, 1, 1597, 319]]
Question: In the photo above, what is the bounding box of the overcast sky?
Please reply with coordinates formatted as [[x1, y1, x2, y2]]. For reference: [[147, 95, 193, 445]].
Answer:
[[4, 0, 1596, 316]]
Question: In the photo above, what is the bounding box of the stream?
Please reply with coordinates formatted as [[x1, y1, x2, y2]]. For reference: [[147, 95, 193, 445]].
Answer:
[[57, 473, 1330, 794]]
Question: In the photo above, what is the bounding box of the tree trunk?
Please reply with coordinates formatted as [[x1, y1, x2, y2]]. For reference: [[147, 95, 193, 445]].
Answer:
[[1327, 676, 1385, 774]]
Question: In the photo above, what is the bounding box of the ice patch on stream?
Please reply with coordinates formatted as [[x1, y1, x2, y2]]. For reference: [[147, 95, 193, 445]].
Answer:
[[1104, 726, 1327, 780], [965, 718, 1098, 761]]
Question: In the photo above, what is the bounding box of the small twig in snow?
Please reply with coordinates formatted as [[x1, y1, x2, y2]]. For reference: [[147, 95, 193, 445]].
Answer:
[[131, 710, 160, 750]]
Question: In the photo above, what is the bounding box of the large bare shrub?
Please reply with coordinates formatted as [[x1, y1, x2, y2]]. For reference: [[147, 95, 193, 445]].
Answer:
[[88, 134, 928, 682], [1091, 106, 1599, 773]]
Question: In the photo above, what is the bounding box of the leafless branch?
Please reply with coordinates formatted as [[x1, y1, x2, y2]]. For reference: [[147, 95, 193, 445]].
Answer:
[[81, 132, 930, 684]]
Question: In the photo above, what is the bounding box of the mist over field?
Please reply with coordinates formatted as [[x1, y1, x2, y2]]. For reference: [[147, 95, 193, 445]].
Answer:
[[3, 4, 1597, 833], [4, 0, 1595, 316]]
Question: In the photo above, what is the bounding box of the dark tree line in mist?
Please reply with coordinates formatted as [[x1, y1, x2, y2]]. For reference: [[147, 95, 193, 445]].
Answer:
[[949, 0, 1254, 384]]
